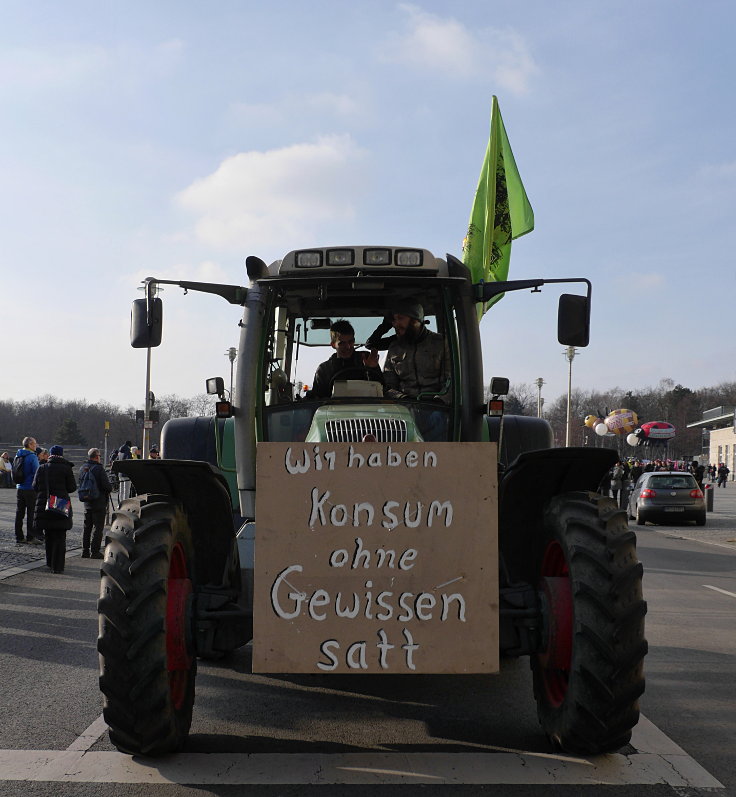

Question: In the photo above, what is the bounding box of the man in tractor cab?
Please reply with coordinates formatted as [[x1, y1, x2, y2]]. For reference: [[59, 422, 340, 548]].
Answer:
[[309, 319, 383, 398], [368, 301, 451, 403], [367, 301, 451, 441]]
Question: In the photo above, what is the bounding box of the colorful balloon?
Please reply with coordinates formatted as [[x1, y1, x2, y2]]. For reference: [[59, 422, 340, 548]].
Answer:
[[626, 421, 677, 447], [640, 421, 676, 440], [603, 408, 638, 436]]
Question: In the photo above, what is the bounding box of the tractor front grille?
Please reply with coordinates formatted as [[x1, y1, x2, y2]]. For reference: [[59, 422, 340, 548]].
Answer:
[[325, 417, 407, 442]]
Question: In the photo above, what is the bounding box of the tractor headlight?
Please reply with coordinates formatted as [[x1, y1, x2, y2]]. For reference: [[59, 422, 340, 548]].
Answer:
[[296, 251, 323, 268], [395, 249, 423, 266], [327, 249, 354, 266], [363, 249, 391, 265]]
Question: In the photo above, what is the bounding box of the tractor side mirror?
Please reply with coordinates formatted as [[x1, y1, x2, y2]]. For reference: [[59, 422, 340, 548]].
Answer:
[[558, 293, 590, 347], [130, 298, 163, 348]]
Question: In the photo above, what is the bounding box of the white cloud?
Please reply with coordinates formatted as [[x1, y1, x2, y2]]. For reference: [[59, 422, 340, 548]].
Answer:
[[381, 4, 537, 93], [228, 91, 361, 128], [0, 39, 184, 94], [0, 46, 109, 90], [174, 135, 367, 251]]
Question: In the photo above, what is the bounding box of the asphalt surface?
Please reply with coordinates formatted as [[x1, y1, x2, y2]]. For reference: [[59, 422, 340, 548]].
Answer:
[[2, 480, 736, 794]]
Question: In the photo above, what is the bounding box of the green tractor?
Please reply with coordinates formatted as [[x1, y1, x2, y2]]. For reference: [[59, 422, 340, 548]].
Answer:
[[98, 245, 646, 756]]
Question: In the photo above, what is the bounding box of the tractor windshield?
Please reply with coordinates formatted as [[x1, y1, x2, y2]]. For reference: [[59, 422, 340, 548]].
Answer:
[[258, 279, 458, 444]]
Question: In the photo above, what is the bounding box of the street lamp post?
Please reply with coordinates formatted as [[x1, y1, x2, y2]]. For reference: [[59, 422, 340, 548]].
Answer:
[[564, 346, 579, 447], [535, 377, 545, 418], [137, 281, 163, 459], [226, 347, 237, 400], [143, 346, 152, 458]]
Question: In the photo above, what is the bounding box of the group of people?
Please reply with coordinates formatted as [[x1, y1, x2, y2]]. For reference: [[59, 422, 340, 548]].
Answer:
[[307, 302, 451, 440], [11, 437, 118, 574], [108, 440, 159, 500], [603, 457, 731, 504]]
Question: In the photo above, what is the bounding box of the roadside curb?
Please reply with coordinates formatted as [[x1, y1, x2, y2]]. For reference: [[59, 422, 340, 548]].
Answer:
[[0, 548, 83, 582]]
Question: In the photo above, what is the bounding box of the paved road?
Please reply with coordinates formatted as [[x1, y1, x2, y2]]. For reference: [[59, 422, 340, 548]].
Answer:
[[1, 486, 735, 795]]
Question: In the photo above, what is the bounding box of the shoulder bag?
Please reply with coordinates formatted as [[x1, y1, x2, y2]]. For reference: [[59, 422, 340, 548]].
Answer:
[[45, 466, 71, 518]]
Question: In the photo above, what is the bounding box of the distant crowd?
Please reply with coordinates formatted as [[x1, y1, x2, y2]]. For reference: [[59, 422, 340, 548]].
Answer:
[[2, 436, 159, 574], [603, 457, 731, 504]]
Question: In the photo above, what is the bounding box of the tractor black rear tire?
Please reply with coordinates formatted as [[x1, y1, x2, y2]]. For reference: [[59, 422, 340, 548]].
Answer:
[[532, 492, 647, 754], [97, 496, 196, 756]]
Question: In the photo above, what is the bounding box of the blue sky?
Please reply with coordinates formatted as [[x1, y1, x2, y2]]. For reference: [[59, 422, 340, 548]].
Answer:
[[3, 1, 735, 410]]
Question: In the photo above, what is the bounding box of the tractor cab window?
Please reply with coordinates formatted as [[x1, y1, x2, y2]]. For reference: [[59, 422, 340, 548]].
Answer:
[[260, 287, 457, 444]]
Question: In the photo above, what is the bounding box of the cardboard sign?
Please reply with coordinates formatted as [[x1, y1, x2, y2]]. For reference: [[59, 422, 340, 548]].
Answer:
[[253, 443, 499, 674]]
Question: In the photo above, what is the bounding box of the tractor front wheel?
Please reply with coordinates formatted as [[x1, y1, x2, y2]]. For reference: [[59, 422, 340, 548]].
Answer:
[[533, 492, 647, 754], [97, 496, 196, 755]]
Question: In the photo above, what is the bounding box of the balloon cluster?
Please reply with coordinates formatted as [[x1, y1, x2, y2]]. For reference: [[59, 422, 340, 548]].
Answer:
[[584, 409, 676, 449]]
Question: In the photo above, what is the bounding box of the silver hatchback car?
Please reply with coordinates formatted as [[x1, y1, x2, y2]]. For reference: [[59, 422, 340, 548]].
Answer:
[[627, 471, 706, 526]]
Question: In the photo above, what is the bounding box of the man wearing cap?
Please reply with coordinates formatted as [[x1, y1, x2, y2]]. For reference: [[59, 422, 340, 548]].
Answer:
[[379, 302, 450, 401], [367, 302, 451, 440], [32, 445, 76, 573]]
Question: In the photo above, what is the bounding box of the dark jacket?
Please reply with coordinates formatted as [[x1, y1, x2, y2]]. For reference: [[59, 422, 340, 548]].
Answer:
[[383, 327, 450, 401], [32, 456, 77, 531], [311, 352, 383, 398], [79, 460, 113, 511], [14, 447, 39, 491]]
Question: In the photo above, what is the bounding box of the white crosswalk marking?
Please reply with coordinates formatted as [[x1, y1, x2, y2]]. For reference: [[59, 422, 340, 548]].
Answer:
[[0, 715, 723, 787], [703, 584, 736, 599]]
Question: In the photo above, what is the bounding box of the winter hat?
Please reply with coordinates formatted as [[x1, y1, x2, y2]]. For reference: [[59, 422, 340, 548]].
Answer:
[[49, 445, 64, 456], [392, 301, 424, 323]]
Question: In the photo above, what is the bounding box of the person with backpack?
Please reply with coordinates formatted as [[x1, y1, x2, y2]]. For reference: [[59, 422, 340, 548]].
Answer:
[[13, 436, 41, 545], [32, 445, 76, 574], [78, 448, 113, 559]]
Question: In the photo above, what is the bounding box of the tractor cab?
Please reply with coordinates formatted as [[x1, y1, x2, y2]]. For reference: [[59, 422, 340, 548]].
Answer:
[[246, 246, 477, 448]]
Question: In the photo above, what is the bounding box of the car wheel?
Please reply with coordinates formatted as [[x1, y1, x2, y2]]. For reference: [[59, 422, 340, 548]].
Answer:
[[635, 506, 647, 526], [695, 512, 706, 526]]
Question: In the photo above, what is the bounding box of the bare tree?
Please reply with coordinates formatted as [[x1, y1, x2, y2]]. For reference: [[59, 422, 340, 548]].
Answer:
[[188, 394, 216, 416]]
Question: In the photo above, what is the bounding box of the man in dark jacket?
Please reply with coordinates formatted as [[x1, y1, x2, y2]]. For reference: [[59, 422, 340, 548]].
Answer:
[[368, 302, 450, 401], [310, 320, 382, 398], [717, 463, 730, 487], [14, 436, 40, 544], [367, 302, 451, 441], [79, 448, 113, 559], [32, 445, 76, 574]]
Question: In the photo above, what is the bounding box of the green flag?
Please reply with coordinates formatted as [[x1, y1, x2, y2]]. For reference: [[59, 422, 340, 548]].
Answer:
[[462, 96, 534, 316]]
